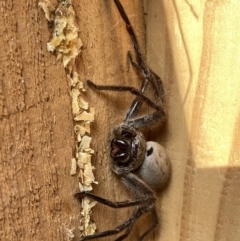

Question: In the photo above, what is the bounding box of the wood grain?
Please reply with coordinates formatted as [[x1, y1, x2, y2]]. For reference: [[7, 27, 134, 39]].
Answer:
[[0, 0, 77, 240], [0, 0, 145, 240], [146, 0, 240, 241], [0, 0, 240, 241]]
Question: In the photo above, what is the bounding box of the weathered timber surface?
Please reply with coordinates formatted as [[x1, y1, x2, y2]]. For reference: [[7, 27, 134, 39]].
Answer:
[[0, 1, 146, 241], [1, 1, 240, 241], [0, 0, 76, 240]]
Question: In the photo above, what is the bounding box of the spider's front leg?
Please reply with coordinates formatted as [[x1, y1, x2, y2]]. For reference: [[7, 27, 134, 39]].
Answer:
[[115, 0, 168, 129], [87, 80, 166, 129]]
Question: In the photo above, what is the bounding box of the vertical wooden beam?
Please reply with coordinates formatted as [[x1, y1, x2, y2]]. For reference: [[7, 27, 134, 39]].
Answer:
[[146, 0, 240, 241], [0, 0, 146, 240]]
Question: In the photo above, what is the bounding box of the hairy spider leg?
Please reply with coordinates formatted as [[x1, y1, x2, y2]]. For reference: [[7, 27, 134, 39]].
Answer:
[[114, 0, 150, 120], [115, 205, 157, 241], [75, 216, 134, 241], [114, 0, 145, 69], [139, 208, 158, 241], [114, 0, 165, 123], [87, 80, 166, 129], [74, 191, 151, 208], [75, 204, 154, 241], [75, 173, 157, 241]]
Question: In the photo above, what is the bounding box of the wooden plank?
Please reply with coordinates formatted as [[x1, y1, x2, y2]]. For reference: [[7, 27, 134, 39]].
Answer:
[[145, 0, 240, 240], [1, 0, 239, 240], [0, 0, 147, 240]]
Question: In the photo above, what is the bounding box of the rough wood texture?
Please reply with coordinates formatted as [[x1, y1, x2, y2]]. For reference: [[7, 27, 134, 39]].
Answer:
[[0, 0, 145, 240], [1, 1, 240, 241], [0, 0, 76, 240]]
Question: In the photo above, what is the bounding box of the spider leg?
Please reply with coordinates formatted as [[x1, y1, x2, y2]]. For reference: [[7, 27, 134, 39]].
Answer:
[[87, 80, 166, 129], [119, 173, 159, 240], [75, 173, 156, 210], [77, 204, 154, 241], [77, 215, 134, 241], [125, 51, 148, 121], [124, 70, 165, 124], [127, 109, 166, 129], [114, 0, 152, 120], [115, 221, 134, 241], [139, 207, 158, 241], [75, 173, 157, 241], [127, 51, 141, 72], [114, 0, 145, 69], [115, 204, 155, 241], [114, 0, 166, 124], [87, 80, 163, 114], [127, 51, 165, 102], [74, 191, 151, 208]]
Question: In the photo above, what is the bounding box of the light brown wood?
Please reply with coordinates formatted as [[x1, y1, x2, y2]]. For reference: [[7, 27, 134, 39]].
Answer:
[[0, 0, 77, 240], [0, 0, 145, 240], [1, 0, 240, 241], [145, 0, 240, 241]]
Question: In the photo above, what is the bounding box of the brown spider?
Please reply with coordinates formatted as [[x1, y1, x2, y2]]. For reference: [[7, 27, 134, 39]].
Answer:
[[75, 0, 171, 240]]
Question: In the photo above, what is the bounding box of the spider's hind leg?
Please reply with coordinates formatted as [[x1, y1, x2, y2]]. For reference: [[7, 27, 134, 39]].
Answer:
[[127, 51, 141, 72], [139, 208, 159, 241], [74, 172, 157, 241]]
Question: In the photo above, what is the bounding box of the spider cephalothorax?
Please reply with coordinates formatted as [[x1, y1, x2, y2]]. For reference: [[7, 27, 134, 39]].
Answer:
[[110, 124, 146, 175]]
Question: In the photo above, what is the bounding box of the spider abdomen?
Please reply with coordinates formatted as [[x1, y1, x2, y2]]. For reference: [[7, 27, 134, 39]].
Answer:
[[135, 141, 171, 190]]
